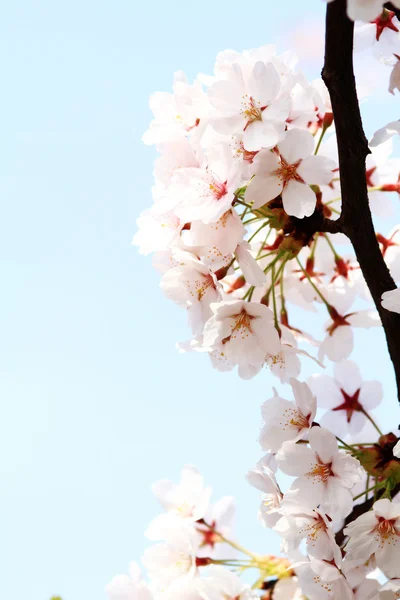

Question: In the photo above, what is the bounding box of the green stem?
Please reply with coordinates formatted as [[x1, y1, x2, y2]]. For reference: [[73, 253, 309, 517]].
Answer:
[[353, 482, 383, 502], [360, 407, 383, 436], [295, 256, 332, 310], [314, 125, 328, 155], [248, 220, 269, 244], [335, 436, 353, 452], [324, 233, 340, 259], [271, 264, 281, 335], [201, 521, 258, 559]]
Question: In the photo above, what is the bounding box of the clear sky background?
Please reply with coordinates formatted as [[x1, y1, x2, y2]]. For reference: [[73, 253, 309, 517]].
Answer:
[[2, 2, 400, 599]]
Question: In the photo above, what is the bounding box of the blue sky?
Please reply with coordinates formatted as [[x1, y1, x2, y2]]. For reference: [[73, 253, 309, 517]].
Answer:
[[1, 1, 400, 599]]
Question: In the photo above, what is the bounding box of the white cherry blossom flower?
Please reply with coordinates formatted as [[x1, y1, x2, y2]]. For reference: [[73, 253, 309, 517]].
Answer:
[[382, 287, 400, 313], [201, 566, 258, 600], [318, 310, 381, 363], [245, 129, 335, 218], [308, 360, 383, 437], [277, 426, 362, 519], [152, 465, 211, 522], [142, 528, 200, 589], [297, 557, 354, 600], [187, 210, 245, 257], [246, 458, 283, 527], [142, 72, 208, 145], [259, 379, 316, 452], [208, 60, 288, 151], [160, 251, 221, 336], [274, 507, 342, 564], [202, 300, 281, 378], [344, 498, 400, 578], [106, 562, 153, 600], [172, 143, 243, 225]]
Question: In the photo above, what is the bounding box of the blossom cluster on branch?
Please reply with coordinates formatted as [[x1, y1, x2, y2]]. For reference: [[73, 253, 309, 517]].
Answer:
[[108, 3, 400, 599]]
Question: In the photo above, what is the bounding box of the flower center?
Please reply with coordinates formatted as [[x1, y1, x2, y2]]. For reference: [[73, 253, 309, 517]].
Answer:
[[308, 461, 333, 483], [209, 179, 228, 200], [332, 388, 362, 424], [276, 158, 303, 187], [222, 309, 257, 345], [190, 273, 215, 302], [282, 406, 310, 431], [373, 516, 400, 543], [241, 95, 263, 129]]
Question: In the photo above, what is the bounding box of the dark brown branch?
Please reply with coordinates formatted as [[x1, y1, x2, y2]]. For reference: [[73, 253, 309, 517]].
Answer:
[[322, 0, 400, 403]]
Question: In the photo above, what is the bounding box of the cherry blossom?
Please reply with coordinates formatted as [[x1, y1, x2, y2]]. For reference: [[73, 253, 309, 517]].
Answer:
[[344, 498, 400, 578], [106, 562, 153, 600], [259, 378, 316, 452], [201, 566, 258, 600], [208, 60, 287, 151], [151, 465, 211, 522], [307, 360, 383, 437], [246, 457, 283, 527], [202, 300, 281, 378], [277, 426, 362, 519], [274, 506, 342, 563], [245, 129, 335, 218], [160, 251, 221, 336], [318, 310, 381, 363]]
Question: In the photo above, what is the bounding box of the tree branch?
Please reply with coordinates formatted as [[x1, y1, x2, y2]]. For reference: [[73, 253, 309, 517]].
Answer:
[[322, 0, 400, 403]]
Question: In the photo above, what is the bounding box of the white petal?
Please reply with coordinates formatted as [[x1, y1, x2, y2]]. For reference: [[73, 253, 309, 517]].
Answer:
[[309, 426, 338, 464], [307, 374, 343, 409], [297, 155, 335, 186], [245, 174, 282, 209], [278, 129, 315, 163], [359, 380, 383, 410], [282, 180, 316, 218], [334, 360, 362, 396], [243, 120, 281, 151]]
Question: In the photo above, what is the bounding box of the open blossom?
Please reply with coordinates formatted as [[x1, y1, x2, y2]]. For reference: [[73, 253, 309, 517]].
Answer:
[[259, 378, 316, 452], [245, 129, 335, 218], [142, 71, 208, 145], [318, 310, 381, 363], [277, 426, 362, 519], [274, 507, 342, 564], [106, 563, 153, 600], [142, 528, 200, 589], [308, 360, 383, 437], [297, 557, 355, 600], [246, 456, 283, 527], [208, 60, 288, 151], [171, 143, 243, 224], [151, 465, 211, 522], [382, 287, 400, 313], [202, 300, 281, 378], [160, 251, 221, 336], [344, 498, 400, 578], [201, 566, 258, 600]]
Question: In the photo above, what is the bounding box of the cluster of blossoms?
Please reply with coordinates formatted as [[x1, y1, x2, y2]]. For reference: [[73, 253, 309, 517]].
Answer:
[[113, 5, 400, 600]]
